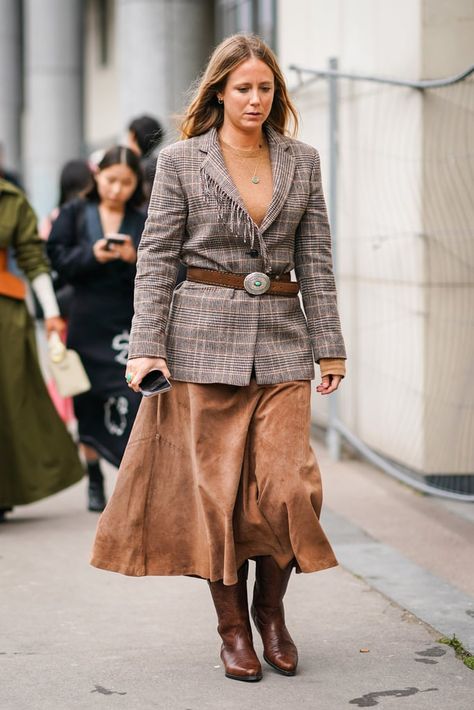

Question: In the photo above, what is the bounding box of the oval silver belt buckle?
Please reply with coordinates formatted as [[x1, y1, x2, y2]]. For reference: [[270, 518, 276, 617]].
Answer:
[[244, 272, 271, 295]]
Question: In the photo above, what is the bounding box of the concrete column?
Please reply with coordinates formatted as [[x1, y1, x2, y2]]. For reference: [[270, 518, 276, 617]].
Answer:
[[115, 0, 214, 138], [0, 0, 21, 171], [23, 0, 82, 217]]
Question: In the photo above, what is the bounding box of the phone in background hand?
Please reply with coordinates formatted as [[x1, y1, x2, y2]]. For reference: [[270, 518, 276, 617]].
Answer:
[[139, 370, 172, 397], [104, 233, 127, 251]]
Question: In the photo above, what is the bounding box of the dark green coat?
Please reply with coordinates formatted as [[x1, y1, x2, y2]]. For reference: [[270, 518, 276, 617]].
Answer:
[[0, 180, 83, 507]]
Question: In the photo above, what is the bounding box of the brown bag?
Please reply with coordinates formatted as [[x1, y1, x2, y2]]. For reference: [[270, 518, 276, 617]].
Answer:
[[0, 248, 26, 300]]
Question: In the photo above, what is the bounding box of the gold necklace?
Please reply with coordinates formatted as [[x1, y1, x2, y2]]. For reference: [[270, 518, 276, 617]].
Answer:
[[220, 138, 267, 185]]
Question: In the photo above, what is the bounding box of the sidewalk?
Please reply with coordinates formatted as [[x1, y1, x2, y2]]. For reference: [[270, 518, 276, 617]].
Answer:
[[1, 446, 474, 709]]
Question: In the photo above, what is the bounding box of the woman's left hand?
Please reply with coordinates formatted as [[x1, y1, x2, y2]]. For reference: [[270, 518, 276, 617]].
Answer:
[[113, 235, 137, 264], [45, 316, 66, 337], [316, 374, 342, 395]]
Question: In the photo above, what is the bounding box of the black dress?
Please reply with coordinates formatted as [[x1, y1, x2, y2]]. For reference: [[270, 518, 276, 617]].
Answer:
[[47, 199, 145, 467]]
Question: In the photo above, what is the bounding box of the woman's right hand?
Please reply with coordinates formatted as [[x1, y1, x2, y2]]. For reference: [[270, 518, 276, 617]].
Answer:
[[126, 357, 170, 392], [93, 238, 121, 263]]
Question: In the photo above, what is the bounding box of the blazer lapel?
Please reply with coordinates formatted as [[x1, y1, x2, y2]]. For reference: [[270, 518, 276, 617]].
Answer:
[[199, 128, 248, 215], [258, 126, 296, 235], [197, 125, 296, 269]]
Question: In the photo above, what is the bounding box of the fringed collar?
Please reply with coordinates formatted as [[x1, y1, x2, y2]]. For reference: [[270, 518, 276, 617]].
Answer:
[[198, 125, 296, 273]]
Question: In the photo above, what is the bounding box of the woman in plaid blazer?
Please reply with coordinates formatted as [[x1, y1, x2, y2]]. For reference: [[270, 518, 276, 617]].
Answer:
[[91, 34, 346, 682]]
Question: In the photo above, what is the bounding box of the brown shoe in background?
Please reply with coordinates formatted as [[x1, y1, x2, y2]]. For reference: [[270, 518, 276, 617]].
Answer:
[[208, 561, 263, 682], [251, 556, 298, 676]]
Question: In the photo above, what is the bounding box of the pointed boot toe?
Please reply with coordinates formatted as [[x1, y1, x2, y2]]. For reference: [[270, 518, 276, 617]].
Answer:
[[263, 646, 298, 676]]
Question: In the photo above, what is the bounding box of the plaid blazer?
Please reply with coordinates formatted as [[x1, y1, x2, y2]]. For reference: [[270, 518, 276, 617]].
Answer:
[[129, 125, 346, 385]]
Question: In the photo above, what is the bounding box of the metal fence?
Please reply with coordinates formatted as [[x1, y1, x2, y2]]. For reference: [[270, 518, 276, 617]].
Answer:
[[289, 60, 474, 502]]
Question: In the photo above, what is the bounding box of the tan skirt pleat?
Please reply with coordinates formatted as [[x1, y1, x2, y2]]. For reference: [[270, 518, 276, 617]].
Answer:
[[90, 379, 338, 585]]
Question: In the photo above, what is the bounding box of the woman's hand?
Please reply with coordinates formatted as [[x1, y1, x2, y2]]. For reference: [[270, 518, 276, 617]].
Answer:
[[316, 374, 342, 395], [93, 238, 120, 263], [125, 357, 170, 393], [114, 235, 137, 264], [45, 316, 66, 337]]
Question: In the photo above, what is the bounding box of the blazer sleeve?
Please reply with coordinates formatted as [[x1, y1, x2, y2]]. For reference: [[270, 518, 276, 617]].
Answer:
[[12, 195, 50, 282], [128, 148, 187, 360], [47, 201, 100, 283], [294, 151, 346, 362]]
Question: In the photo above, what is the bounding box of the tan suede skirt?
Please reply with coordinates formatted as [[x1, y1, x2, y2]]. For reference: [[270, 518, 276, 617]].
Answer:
[[90, 379, 337, 585]]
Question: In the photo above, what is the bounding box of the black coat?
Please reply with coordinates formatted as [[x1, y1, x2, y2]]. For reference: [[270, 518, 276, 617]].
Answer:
[[48, 198, 146, 392]]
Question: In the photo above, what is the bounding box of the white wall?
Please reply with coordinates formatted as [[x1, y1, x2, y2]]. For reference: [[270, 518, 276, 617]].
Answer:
[[279, 0, 474, 474]]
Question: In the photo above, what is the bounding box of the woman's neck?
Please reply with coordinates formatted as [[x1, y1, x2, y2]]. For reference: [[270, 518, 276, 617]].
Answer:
[[218, 124, 264, 150], [99, 201, 125, 214]]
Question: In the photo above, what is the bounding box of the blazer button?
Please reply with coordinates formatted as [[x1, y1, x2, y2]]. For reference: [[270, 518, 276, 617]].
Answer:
[[247, 249, 260, 258]]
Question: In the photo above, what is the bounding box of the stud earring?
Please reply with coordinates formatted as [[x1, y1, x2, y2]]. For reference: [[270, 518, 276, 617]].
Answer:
[[218, 98, 223, 105]]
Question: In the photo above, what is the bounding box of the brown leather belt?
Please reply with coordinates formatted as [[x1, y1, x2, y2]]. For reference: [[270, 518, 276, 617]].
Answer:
[[187, 267, 299, 296]]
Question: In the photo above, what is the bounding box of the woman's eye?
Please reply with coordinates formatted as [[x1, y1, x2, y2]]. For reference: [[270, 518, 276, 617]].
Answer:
[[237, 87, 249, 93]]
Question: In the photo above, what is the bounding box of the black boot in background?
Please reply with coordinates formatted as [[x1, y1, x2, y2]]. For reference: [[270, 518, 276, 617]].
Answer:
[[87, 460, 106, 512], [0, 507, 13, 522]]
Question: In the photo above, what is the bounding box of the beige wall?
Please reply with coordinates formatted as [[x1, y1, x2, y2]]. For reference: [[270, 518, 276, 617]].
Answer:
[[279, 0, 474, 473], [421, 1, 474, 473]]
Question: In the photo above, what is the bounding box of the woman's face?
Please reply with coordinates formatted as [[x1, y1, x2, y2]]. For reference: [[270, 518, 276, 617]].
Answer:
[[95, 163, 138, 208], [217, 57, 275, 133]]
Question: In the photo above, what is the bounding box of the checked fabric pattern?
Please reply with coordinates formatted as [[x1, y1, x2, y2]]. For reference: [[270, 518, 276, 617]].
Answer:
[[129, 125, 346, 385]]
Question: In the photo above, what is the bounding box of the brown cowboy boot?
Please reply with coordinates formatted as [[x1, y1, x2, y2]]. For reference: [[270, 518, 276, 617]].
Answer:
[[251, 556, 298, 676], [208, 561, 262, 682]]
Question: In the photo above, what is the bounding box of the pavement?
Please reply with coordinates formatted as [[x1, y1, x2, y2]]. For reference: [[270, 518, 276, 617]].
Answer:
[[1, 439, 474, 710]]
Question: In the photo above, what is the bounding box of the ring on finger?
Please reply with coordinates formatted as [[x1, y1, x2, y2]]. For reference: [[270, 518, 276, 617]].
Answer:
[[125, 373, 133, 384]]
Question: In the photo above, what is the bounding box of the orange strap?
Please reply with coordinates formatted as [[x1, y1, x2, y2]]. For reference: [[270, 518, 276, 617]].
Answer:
[[0, 248, 27, 300]]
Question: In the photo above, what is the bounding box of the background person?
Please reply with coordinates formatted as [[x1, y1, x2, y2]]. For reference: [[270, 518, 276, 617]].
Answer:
[[127, 114, 164, 203], [0, 179, 83, 522], [47, 147, 146, 513], [91, 34, 346, 682], [39, 159, 95, 424]]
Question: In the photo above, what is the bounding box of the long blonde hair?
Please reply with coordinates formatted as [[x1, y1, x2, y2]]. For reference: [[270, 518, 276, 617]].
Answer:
[[180, 34, 298, 139]]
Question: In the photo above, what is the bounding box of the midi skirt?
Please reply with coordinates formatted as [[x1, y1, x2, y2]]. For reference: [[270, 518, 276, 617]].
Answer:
[[90, 378, 337, 585]]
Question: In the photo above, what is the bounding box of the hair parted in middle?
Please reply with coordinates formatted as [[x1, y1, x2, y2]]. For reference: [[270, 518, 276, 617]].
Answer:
[[87, 145, 145, 208], [180, 34, 298, 139]]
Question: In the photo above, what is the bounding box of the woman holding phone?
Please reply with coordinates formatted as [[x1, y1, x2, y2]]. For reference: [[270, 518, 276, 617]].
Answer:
[[91, 35, 346, 681], [48, 146, 146, 512]]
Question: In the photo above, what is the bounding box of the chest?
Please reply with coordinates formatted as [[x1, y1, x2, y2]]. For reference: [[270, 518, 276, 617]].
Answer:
[[98, 206, 124, 236], [185, 166, 310, 244]]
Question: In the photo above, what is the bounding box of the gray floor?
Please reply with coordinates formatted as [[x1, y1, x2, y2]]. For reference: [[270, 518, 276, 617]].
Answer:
[[2, 448, 474, 709]]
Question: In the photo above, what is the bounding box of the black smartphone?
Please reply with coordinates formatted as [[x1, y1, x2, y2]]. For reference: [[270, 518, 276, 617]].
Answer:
[[104, 233, 127, 251], [139, 370, 172, 397]]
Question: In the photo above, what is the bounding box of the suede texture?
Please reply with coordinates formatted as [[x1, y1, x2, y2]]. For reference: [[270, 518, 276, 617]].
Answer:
[[90, 379, 337, 585]]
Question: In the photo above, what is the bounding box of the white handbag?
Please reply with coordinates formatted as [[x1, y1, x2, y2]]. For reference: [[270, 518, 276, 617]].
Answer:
[[48, 332, 91, 398]]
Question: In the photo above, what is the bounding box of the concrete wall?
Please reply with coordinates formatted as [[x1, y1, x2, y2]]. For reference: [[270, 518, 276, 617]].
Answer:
[[278, 0, 474, 474], [84, 0, 120, 150], [23, 0, 83, 217], [84, 0, 215, 151], [0, 0, 22, 171]]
